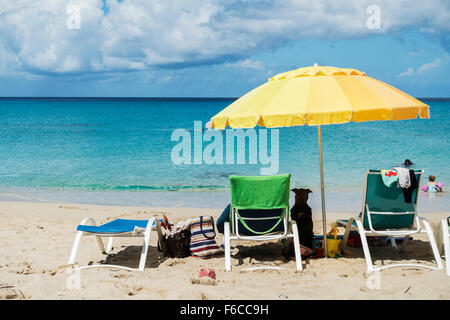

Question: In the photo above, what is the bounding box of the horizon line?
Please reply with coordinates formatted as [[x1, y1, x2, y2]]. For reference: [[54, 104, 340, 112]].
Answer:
[[0, 97, 449, 101], [0, 96, 238, 101]]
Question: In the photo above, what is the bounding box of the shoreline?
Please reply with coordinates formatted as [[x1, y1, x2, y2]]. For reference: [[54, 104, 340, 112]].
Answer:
[[1, 187, 448, 214]]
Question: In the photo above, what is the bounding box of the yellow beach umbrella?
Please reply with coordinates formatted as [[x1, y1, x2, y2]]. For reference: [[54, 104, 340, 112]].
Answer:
[[208, 64, 430, 256]]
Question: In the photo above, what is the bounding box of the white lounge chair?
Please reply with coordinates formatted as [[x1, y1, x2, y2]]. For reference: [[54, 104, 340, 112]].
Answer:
[[68, 217, 156, 271], [437, 217, 450, 276], [339, 170, 443, 273]]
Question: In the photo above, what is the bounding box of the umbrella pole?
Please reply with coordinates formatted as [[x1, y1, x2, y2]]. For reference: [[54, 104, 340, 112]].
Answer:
[[317, 125, 328, 258]]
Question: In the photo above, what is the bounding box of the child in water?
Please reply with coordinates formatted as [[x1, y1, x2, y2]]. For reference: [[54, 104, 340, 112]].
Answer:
[[423, 175, 443, 192]]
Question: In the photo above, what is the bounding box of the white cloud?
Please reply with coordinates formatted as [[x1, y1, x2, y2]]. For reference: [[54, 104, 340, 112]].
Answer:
[[226, 59, 264, 70], [398, 67, 415, 77], [0, 0, 449, 76], [398, 57, 444, 77], [0, 0, 105, 74], [416, 58, 442, 74]]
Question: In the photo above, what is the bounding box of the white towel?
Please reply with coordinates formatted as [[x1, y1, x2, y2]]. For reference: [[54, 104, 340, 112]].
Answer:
[[394, 167, 411, 188], [173, 218, 192, 233]]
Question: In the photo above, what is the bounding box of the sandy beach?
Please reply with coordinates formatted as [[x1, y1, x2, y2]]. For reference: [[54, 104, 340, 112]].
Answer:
[[0, 200, 448, 300]]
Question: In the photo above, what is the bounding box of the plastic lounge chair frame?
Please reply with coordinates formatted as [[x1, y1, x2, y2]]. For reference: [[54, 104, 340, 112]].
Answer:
[[224, 174, 302, 272], [341, 170, 443, 273], [437, 218, 450, 276], [68, 216, 156, 272]]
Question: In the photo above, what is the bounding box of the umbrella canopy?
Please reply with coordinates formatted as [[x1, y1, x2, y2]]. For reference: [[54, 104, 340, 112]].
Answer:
[[208, 65, 430, 257], [210, 65, 429, 129]]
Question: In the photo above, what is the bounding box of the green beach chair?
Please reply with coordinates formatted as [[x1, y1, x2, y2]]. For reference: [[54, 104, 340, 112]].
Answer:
[[339, 170, 443, 272], [223, 174, 302, 271], [437, 217, 450, 276]]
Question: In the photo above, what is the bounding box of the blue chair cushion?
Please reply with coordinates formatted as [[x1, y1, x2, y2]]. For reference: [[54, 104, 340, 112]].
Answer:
[[77, 219, 152, 234]]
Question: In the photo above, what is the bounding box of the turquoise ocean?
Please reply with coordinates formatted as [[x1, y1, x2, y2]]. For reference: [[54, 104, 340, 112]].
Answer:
[[0, 98, 448, 214]]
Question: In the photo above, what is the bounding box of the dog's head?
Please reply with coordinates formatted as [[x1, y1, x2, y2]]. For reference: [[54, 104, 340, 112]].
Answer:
[[291, 188, 312, 206]]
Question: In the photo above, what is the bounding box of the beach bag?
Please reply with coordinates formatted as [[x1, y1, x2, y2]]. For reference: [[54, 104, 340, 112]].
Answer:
[[156, 216, 191, 258], [157, 220, 192, 258], [190, 216, 223, 259], [322, 227, 342, 258]]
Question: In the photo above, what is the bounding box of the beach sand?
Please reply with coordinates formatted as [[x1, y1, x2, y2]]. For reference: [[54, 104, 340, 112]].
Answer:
[[0, 200, 449, 300]]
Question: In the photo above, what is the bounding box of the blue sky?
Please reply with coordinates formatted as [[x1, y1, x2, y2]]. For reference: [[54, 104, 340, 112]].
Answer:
[[0, 1, 449, 97]]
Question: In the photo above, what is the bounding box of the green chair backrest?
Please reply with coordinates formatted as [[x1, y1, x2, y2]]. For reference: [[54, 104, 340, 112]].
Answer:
[[362, 169, 422, 230], [229, 174, 290, 235]]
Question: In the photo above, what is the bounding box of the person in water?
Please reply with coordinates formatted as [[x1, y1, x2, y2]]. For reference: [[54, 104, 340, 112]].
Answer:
[[424, 175, 443, 193], [403, 159, 414, 167]]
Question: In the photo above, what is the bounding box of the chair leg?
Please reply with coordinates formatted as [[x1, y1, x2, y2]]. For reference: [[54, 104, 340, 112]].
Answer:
[[420, 217, 443, 270], [291, 221, 302, 271], [224, 222, 231, 272], [138, 217, 154, 272], [96, 235, 106, 254], [435, 222, 443, 255], [390, 237, 398, 250], [440, 219, 450, 276], [68, 231, 83, 265], [106, 237, 113, 254], [154, 217, 163, 249], [342, 218, 354, 249], [355, 220, 374, 272]]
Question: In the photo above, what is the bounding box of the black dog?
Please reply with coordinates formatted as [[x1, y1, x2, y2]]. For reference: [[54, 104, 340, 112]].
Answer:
[[290, 188, 314, 250]]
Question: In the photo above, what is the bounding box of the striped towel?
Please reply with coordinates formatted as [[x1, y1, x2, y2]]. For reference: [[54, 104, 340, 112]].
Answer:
[[190, 216, 223, 259]]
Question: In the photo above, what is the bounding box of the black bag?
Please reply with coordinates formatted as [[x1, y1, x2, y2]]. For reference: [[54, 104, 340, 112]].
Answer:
[[157, 229, 191, 258]]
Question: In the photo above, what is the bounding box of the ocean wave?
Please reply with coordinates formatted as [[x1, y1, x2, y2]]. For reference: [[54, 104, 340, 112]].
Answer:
[[16, 184, 230, 192], [111, 185, 227, 191]]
